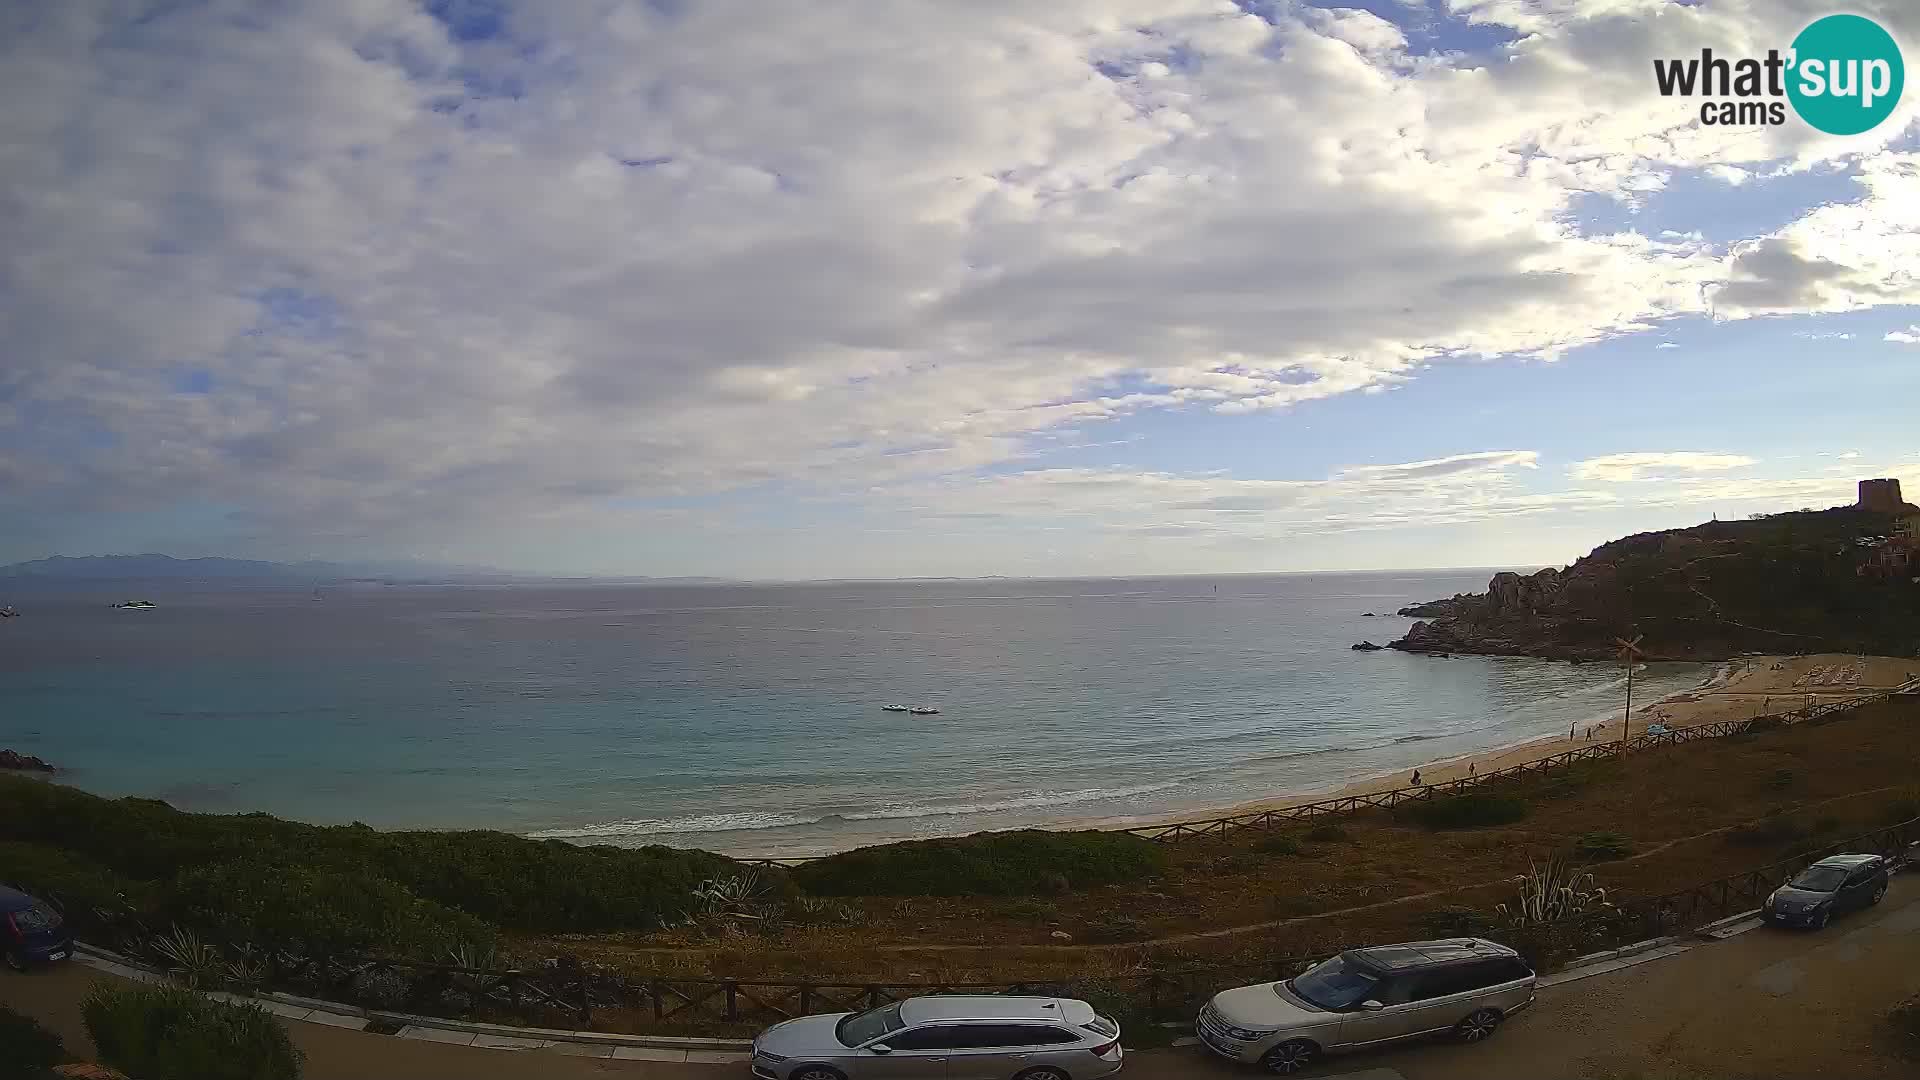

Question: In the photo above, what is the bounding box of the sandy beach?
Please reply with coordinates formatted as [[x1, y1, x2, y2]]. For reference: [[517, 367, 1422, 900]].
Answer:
[[1088, 653, 1920, 831]]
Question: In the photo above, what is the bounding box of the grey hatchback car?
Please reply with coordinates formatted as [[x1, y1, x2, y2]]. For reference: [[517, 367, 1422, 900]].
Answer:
[[1762, 853, 1889, 928], [1198, 938, 1535, 1074], [750, 995, 1123, 1080]]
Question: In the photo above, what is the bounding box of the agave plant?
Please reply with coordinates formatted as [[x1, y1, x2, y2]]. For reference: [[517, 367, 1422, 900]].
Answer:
[[223, 940, 270, 994], [690, 870, 771, 920], [151, 926, 227, 989], [1496, 856, 1613, 927]]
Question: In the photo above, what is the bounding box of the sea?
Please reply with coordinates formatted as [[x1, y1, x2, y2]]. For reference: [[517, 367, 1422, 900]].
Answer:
[[0, 572, 1711, 857]]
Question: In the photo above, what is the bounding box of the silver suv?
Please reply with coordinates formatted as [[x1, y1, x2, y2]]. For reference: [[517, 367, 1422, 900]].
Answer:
[[1197, 938, 1535, 1074], [751, 994, 1124, 1080]]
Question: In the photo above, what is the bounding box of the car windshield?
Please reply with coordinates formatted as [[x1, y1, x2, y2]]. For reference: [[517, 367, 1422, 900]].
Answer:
[[1788, 866, 1850, 891], [834, 1002, 905, 1046], [1285, 955, 1379, 1011], [9, 904, 59, 933]]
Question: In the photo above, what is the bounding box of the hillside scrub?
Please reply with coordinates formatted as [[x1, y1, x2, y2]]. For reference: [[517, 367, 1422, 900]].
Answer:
[[0, 776, 741, 945], [792, 829, 1166, 896], [83, 984, 302, 1080], [1396, 793, 1529, 829], [0, 1006, 66, 1080]]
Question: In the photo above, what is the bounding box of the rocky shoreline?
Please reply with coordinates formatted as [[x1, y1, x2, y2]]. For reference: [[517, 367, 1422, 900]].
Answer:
[[0, 749, 55, 772]]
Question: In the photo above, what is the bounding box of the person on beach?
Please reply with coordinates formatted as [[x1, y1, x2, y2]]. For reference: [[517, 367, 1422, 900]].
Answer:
[[1468, 763, 1476, 776], [1410, 769, 1422, 786]]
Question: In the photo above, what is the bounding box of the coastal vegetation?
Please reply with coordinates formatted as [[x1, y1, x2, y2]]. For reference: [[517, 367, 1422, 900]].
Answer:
[[0, 1006, 65, 1080], [83, 984, 303, 1080], [1392, 505, 1920, 659], [791, 829, 1165, 897]]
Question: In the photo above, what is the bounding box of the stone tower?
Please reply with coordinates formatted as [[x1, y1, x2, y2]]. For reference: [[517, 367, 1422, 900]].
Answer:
[[1858, 478, 1910, 513]]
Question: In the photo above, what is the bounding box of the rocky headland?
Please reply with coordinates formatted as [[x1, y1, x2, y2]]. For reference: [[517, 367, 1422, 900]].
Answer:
[[1389, 501, 1920, 661]]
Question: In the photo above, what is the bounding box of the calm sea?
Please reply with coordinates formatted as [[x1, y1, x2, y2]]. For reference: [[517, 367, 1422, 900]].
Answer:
[[0, 573, 1708, 856]]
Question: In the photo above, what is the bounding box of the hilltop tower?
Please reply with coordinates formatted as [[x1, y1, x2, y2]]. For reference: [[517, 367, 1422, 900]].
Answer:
[[1858, 478, 1917, 513]]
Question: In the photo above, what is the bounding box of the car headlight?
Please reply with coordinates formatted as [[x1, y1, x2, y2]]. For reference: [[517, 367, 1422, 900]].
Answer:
[[754, 1050, 790, 1062], [1223, 1024, 1276, 1041]]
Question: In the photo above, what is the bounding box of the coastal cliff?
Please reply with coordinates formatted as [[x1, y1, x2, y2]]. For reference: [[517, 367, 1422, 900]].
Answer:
[[1390, 505, 1920, 661]]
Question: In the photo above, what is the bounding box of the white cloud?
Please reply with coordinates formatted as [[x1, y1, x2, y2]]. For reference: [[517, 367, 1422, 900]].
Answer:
[[1704, 165, 1751, 187], [1888, 326, 1920, 344], [1655, 342, 1680, 349], [1570, 452, 1759, 483], [1, 0, 1917, 566]]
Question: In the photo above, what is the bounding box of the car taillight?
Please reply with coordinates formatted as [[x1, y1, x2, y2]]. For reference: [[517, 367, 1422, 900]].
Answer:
[[1091, 1039, 1121, 1058], [4, 913, 21, 942]]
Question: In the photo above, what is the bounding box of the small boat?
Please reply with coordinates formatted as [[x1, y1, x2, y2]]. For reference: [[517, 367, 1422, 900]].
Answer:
[[111, 600, 157, 609], [908, 705, 941, 715], [0, 606, 18, 618], [881, 703, 909, 712]]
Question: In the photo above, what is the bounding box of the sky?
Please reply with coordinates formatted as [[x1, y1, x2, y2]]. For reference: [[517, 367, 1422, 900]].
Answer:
[[2, 0, 1918, 580]]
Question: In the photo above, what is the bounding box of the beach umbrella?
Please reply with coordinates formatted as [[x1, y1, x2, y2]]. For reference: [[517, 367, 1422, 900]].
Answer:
[[1615, 635, 1645, 743]]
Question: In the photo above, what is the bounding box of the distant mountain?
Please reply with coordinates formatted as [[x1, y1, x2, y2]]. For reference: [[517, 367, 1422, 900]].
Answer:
[[0, 554, 742, 586], [0, 554, 511, 583]]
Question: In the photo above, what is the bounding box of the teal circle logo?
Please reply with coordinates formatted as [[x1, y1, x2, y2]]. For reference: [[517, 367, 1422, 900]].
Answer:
[[1787, 14, 1904, 135]]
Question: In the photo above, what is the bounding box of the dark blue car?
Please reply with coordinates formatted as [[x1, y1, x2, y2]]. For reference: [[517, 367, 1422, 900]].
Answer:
[[1, 885, 73, 970]]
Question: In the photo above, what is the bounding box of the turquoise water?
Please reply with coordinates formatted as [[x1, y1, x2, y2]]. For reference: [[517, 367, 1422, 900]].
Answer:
[[0, 573, 1708, 856]]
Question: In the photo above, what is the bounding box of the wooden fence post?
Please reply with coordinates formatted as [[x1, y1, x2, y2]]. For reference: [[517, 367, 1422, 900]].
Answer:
[[726, 981, 739, 1022]]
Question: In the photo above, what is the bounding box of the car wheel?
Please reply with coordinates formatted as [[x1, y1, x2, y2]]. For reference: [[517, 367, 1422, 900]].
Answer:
[[790, 1067, 843, 1080], [1871, 882, 1888, 905], [2, 948, 26, 973], [1260, 1039, 1319, 1075], [1811, 905, 1831, 929], [1014, 1067, 1072, 1080], [1455, 1008, 1502, 1043]]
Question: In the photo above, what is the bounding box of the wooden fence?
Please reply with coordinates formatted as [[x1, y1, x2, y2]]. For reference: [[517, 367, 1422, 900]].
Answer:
[[43, 687, 1916, 1034]]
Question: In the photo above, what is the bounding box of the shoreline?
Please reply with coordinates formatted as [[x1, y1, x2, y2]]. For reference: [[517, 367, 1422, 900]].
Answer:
[[1072, 652, 1918, 834], [731, 653, 1917, 857]]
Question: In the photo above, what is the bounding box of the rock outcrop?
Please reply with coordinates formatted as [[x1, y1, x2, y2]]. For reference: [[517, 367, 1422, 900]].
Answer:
[[0, 749, 55, 772], [1387, 504, 1920, 661]]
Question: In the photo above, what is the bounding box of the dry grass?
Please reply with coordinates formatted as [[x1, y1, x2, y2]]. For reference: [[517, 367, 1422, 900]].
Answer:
[[519, 696, 1920, 983]]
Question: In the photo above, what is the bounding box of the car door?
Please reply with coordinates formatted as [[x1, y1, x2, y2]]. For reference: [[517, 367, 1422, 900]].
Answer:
[[1334, 973, 1431, 1046], [943, 1023, 1079, 1080], [863, 1023, 961, 1079], [1841, 864, 1882, 910]]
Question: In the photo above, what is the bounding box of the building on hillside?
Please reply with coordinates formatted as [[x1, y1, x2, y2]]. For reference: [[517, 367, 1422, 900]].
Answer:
[[1858, 477, 1920, 514]]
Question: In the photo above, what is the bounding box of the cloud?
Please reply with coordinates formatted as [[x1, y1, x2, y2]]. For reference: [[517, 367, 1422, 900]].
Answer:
[[1570, 452, 1759, 483], [1888, 326, 1920, 344], [2, 0, 1918, 565], [1704, 165, 1751, 187], [1655, 342, 1680, 349]]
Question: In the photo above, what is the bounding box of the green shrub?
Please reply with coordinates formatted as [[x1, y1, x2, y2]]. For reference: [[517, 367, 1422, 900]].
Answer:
[[1398, 794, 1528, 830], [1572, 831, 1634, 862], [1880, 789, 1920, 825], [1305, 823, 1349, 842], [0, 775, 741, 935], [1726, 810, 1805, 848], [167, 862, 492, 957], [1415, 906, 1493, 938], [83, 984, 302, 1080], [0, 1005, 65, 1080], [791, 830, 1165, 897], [0, 840, 153, 918], [1254, 835, 1303, 857]]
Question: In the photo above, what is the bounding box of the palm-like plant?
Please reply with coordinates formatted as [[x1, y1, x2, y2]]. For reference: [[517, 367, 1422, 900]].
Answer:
[[151, 925, 227, 989], [1496, 856, 1613, 927]]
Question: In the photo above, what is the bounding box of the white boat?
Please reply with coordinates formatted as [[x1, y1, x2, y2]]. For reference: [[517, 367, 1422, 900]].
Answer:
[[908, 705, 941, 715], [881, 703, 909, 712]]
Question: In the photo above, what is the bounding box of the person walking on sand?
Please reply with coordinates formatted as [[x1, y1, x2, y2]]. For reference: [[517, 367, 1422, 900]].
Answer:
[[1411, 769, 1422, 786]]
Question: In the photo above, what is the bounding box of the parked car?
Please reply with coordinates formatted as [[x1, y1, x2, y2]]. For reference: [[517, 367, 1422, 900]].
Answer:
[[1197, 938, 1535, 1075], [750, 994, 1123, 1080], [2, 885, 74, 971], [1761, 853, 1889, 929]]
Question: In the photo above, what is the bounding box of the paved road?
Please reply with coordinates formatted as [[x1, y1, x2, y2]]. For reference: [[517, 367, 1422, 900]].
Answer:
[[7, 877, 1918, 1080]]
